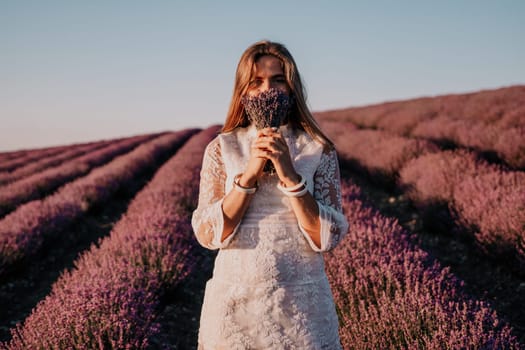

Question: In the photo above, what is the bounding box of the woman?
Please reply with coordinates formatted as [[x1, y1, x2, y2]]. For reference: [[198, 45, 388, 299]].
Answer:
[[191, 40, 349, 349]]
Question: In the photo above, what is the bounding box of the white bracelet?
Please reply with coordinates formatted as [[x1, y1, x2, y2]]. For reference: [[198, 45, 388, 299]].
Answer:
[[277, 175, 308, 197], [276, 175, 306, 192], [283, 185, 309, 197], [233, 173, 257, 194]]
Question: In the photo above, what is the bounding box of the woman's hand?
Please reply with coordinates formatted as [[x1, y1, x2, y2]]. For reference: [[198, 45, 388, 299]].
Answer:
[[237, 133, 269, 188], [253, 127, 301, 186], [252, 127, 322, 248]]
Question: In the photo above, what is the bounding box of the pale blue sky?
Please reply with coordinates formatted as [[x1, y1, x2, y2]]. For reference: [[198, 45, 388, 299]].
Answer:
[[1, 0, 524, 151]]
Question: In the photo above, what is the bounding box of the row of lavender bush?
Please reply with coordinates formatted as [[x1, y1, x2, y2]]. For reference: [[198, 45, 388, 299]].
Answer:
[[323, 122, 525, 272], [1, 126, 219, 349], [315, 85, 525, 169], [0, 152, 27, 165], [0, 129, 198, 278], [0, 138, 112, 173], [325, 179, 521, 349], [0, 133, 163, 218], [411, 117, 524, 169], [0, 151, 27, 165], [0, 136, 125, 185], [0, 139, 110, 164], [318, 119, 438, 187], [317, 86, 524, 134], [0, 145, 76, 172], [399, 150, 525, 270]]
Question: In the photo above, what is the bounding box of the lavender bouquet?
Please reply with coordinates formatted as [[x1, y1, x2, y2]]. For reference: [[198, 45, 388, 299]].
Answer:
[[241, 88, 294, 173]]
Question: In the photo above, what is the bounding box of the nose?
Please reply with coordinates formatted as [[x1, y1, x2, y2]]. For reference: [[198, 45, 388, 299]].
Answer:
[[260, 79, 271, 92]]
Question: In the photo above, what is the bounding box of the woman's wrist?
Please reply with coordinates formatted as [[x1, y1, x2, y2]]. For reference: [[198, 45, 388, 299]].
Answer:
[[234, 173, 258, 194], [238, 173, 258, 188], [277, 174, 308, 197], [280, 173, 302, 188]]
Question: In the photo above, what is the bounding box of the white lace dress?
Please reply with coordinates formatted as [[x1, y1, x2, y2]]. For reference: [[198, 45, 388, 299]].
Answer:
[[191, 123, 349, 350]]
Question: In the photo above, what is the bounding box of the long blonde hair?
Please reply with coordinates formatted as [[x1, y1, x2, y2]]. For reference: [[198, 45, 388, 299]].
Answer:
[[222, 40, 334, 149]]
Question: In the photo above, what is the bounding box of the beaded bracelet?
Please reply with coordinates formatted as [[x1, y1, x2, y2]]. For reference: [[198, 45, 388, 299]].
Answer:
[[277, 175, 308, 197], [233, 173, 257, 194]]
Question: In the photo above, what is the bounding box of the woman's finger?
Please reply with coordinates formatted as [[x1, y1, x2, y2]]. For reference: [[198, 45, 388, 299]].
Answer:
[[251, 143, 272, 155], [257, 128, 273, 137], [252, 149, 269, 159], [255, 143, 284, 156], [257, 138, 289, 154], [254, 138, 279, 148], [256, 132, 284, 143], [258, 128, 279, 137]]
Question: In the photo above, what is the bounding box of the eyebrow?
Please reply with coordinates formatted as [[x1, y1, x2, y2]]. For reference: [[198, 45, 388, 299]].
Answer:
[[252, 73, 286, 79]]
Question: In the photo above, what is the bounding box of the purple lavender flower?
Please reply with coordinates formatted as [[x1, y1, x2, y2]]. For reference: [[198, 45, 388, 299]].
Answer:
[[241, 88, 294, 130], [241, 88, 294, 173], [1, 127, 219, 349], [324, 179, 520, 349]]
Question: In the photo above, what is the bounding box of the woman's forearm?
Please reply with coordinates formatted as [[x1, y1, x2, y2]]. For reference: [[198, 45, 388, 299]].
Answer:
[[288, 193, 321, 249], [278, 173, 322, 248], [220, 173, 257, 242]]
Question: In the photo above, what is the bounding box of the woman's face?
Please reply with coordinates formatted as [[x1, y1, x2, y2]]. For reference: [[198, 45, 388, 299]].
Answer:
[[246, 55, 290, 97]]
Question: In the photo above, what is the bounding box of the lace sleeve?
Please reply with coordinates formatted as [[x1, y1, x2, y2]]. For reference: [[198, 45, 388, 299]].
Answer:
[[191, 138, 240, 250], [299, 147, 349, 252]]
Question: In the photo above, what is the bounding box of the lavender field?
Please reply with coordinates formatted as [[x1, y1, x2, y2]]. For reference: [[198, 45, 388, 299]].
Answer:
[[0, 85, 523, 349]]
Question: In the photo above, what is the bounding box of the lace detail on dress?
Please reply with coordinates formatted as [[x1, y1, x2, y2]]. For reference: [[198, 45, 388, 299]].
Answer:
[[305, 147, 349, 252], [191, 138, 230, 250], [199, 277, 342, 349], [313, 148, 342, 212]]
